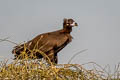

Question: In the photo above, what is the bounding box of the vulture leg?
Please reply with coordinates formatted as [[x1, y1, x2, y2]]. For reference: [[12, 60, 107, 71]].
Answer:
[[54, 53, 58, 64]]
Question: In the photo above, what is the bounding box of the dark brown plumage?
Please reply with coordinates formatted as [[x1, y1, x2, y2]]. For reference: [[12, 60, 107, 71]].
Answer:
[[12, 18, 78, 64]]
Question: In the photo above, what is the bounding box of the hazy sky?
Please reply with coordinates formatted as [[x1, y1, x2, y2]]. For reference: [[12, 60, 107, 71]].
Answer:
[[0, 0, 120, 70]]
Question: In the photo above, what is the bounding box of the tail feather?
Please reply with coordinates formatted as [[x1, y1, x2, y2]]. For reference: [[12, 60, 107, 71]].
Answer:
[[12, 44, 24, 55]]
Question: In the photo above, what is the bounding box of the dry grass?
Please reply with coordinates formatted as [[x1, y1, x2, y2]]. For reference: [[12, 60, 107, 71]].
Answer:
[[0, 53, 119, 80], [0, 59, 103, 80], [0, 38, 120, 80]]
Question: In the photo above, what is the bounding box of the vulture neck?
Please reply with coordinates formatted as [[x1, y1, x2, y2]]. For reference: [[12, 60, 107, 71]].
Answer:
[[63, 26, 72, 33]]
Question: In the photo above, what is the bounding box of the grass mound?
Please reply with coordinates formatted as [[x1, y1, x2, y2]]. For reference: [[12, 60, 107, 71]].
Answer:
[[0, 50, 120, 80], [0, 59, 105, 80]]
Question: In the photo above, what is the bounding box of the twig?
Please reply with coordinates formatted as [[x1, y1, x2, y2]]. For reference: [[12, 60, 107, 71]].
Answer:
[[68, 49, 88, 64], [0, 37, 18, 45]]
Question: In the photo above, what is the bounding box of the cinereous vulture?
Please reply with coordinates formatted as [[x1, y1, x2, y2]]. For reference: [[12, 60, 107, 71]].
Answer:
[[12, 18, 78, 64]]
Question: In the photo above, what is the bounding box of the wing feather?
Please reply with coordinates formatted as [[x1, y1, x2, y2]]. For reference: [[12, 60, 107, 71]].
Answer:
[[12, 30, 72, 58]]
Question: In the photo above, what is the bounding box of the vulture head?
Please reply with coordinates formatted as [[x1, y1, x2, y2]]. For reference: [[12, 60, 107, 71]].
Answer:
[[63, 18, 78, 33]]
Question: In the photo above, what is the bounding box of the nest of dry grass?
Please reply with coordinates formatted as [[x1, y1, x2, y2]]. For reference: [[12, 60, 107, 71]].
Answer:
[[0, 59, 105, 80]]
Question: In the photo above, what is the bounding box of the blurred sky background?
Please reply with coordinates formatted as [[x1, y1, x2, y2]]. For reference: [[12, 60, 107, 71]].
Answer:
[[0, 0, 120, 70]]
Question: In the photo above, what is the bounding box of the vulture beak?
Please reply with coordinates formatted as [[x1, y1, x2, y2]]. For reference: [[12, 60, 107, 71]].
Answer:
[[71, 22, 78, 27], [74, 22, 78, 26]]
